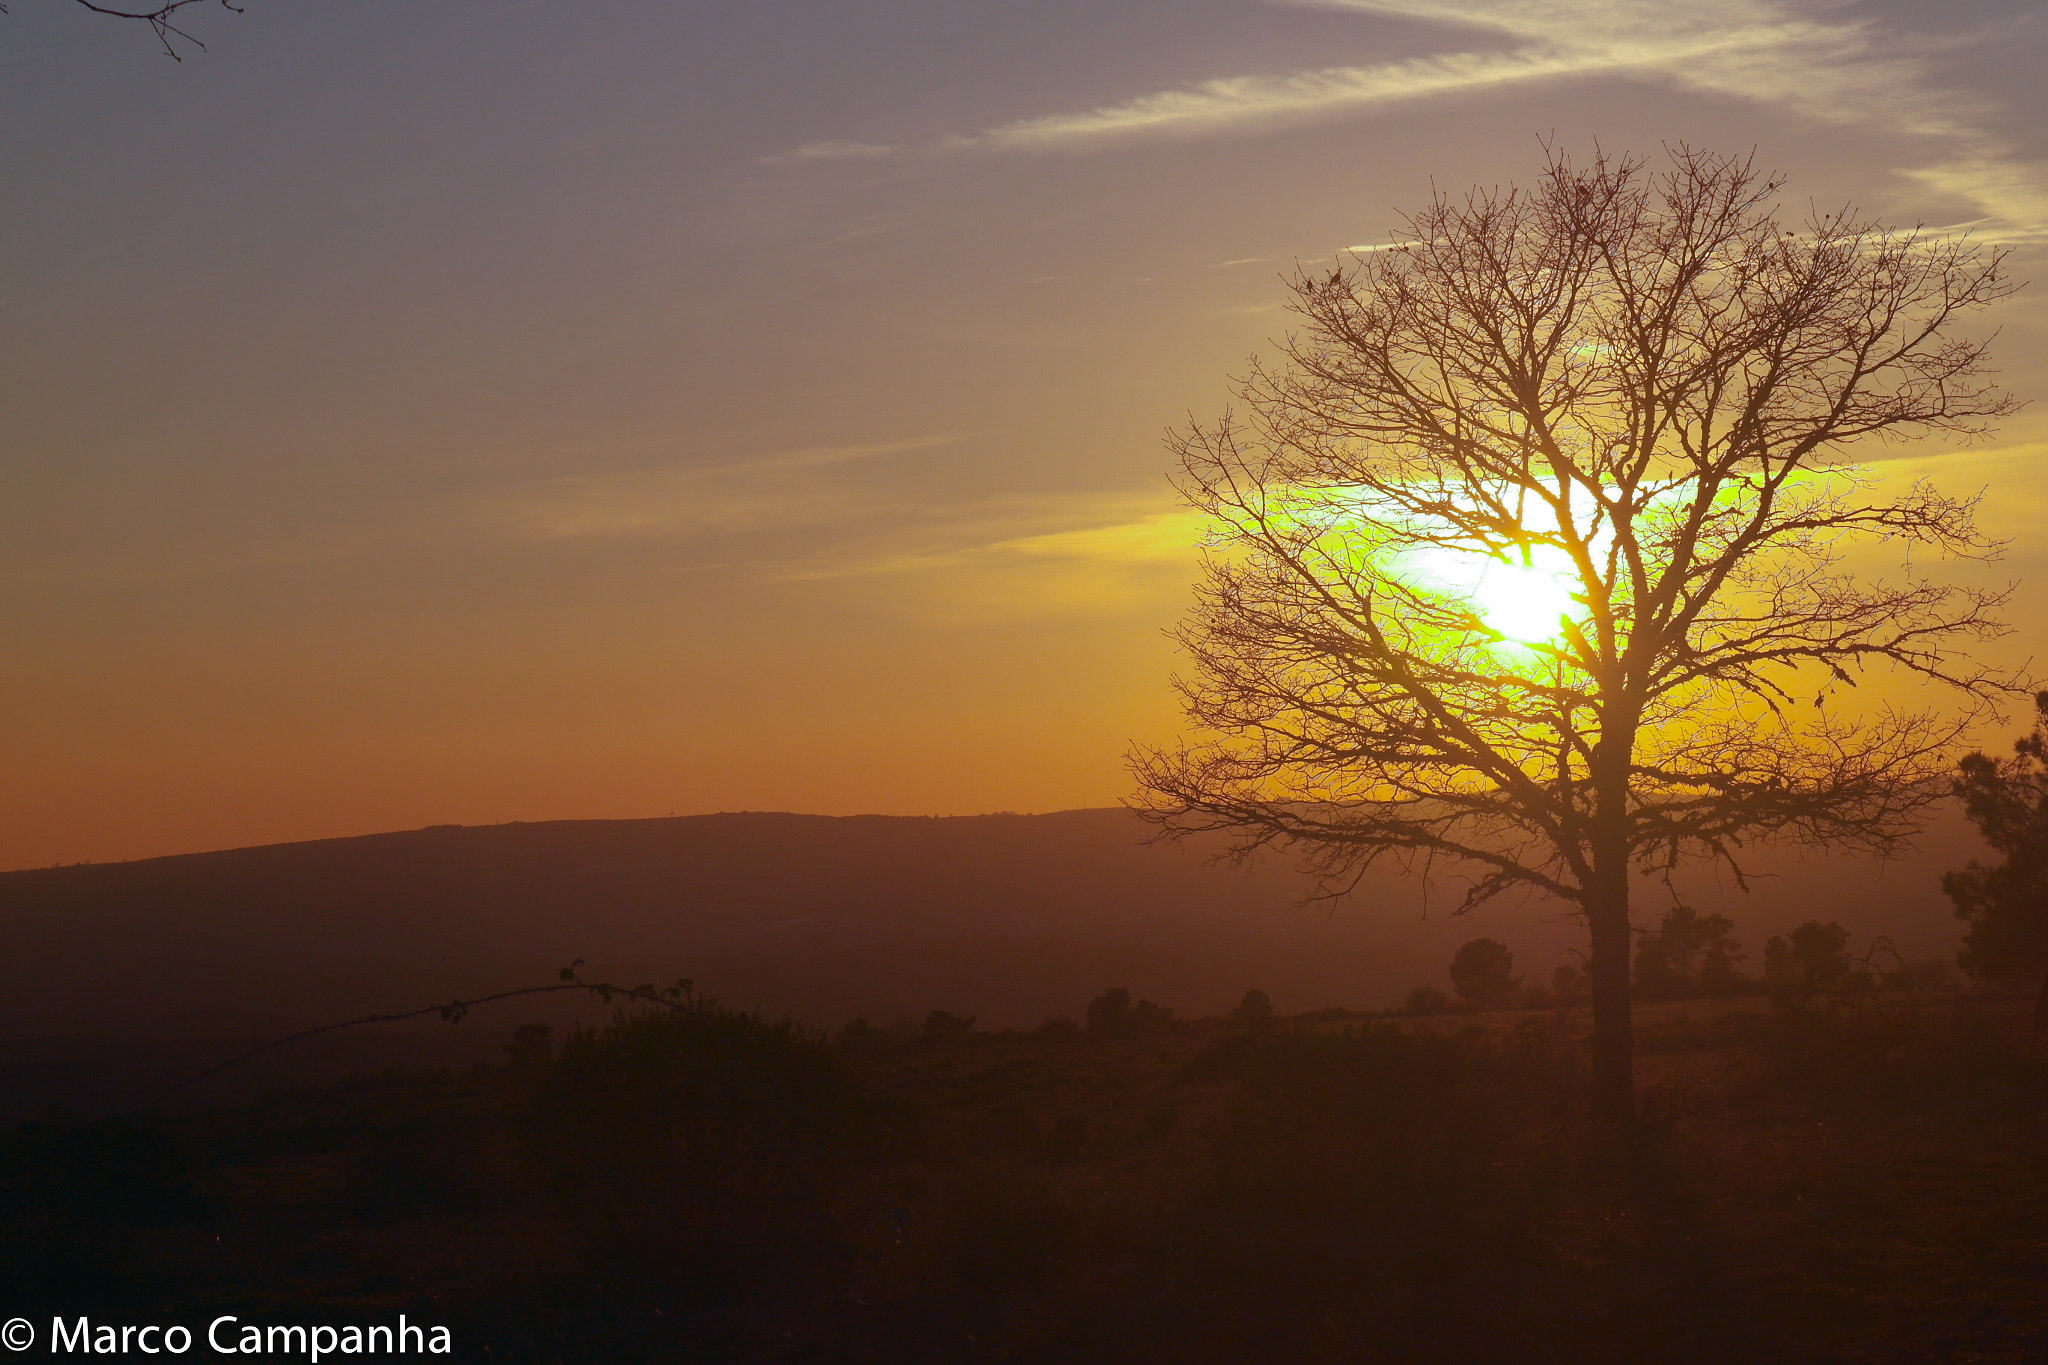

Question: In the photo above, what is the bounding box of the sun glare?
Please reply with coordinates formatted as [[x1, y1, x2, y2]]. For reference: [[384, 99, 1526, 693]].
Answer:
[[1466, 553, 1580, 642], [1286, 482, 1626, 648], [1398, 543, 1581, 645]]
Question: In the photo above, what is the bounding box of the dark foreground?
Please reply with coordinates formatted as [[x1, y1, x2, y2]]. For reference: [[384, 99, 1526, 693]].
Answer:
[[4, 995, 2045, 1364]]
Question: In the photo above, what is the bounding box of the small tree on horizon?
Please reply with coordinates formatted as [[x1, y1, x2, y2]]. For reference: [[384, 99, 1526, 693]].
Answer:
[[1233, 989, 1276, 1026], [1635, 905, 1746, 1000], [1449, 938, 1521, 1007], [1131, 146, 2022, 1124], [1762, 920, 1855, 1006]]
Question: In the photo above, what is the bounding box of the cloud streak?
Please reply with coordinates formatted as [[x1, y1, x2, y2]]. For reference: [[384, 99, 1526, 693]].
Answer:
[[772, 0, 2046, 240], [757, 140, 899, 167], [967, 0, 1982, 151], [477, 446, 1208, 618], [480, 437, 955, 541], [975, 47, 1603, 151], [771, 498, 1210, 620], [777, 502, 1204, 580]]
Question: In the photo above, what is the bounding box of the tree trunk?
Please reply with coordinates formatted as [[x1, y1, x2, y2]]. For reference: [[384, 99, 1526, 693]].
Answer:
[[1585, 743, 1637, 1129], [2035, 965, 2048, 1033], [1586, 872, 1636, 1128]]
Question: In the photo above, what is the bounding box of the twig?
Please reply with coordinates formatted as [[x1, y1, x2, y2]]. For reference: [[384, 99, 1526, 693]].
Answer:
[[65, 0, 244, 60], [149, 961, 692, 1109]]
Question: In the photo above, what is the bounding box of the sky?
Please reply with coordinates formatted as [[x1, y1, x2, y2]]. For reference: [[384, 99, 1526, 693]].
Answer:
[[3, 0, 2047, 869]]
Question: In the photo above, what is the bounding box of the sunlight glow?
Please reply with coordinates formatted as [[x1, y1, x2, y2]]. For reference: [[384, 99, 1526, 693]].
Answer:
[[1399, 543, 1582, 644]]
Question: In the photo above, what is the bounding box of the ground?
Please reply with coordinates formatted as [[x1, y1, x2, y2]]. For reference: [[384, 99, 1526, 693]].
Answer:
[[3, 993, 2044, 1363]]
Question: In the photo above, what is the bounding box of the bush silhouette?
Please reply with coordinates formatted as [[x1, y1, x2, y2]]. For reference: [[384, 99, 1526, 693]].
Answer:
[[923, 1009, 975, 1039], [1132, 997, 1175, 1027], [836, 1016, 885, 1048], [500, 1023, 553, 1071], [1086, 987, 1133, 1031], [1402, 985, 1451, 1015], [1233, 989, 1275, 1027], [526, 1001, 848, 1293], [1084, 986, 1175, 1032]]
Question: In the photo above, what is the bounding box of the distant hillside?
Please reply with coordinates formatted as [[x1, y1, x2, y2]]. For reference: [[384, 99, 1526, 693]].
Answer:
[[0, 810, 1382, 1036], [0, 805, 1983, 1047]]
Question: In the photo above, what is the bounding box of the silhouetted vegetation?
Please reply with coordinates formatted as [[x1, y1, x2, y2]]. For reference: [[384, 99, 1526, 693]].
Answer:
[[1401, 983, 1451, 1015], [8, 976, 2048, 1362], [921, 1009, 976, 1039], [1635, 905, 1751, 999], [1762, 920, 1857, 1006], [1230, 987, 1274, 1027], [1084, 986, 1172, 1033], [1946, 691, 2048, 1027], [1448, 937, 1520, 1006]]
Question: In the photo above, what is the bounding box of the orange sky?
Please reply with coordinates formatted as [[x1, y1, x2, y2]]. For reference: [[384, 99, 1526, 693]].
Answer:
[[4, 0, 2046, 869]]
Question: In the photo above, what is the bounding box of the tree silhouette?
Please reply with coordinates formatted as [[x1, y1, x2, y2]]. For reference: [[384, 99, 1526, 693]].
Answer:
[[1945, 691, 2048, 1027], [1449, 938, 1520, 1007], [1634, 904, 1745, 999], [1131, 146, 2022, 1124], [1762, 920, 1854, 1006]]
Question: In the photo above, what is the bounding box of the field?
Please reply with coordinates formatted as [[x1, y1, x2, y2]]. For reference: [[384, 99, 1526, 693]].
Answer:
[[5, 993, 2046, 1363]]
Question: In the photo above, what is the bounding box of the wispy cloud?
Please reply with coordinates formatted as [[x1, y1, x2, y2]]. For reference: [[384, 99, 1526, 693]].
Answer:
[[1307, 0, 1984, 137], [769, 0, 2047, 240], [757, 140, 899, 168], [975, 47, 1600, 150], [965, 0, 1983, 151], [763, 496, 1209, 620], [781, 502, 1203, 580], [480, 437, 954, 541], [1894, 160, 2048, 244]]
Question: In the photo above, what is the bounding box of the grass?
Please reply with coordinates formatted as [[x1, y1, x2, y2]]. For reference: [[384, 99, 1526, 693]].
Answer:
[[3, 993, 2045, 1362]]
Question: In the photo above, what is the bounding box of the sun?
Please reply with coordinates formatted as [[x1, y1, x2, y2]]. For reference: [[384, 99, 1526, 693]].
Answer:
[[1398, 543, 1581, 645], [1464, 550, 1580, 643]]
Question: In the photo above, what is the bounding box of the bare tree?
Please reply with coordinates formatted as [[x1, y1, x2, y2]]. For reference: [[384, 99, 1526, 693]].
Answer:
[[1130, 147, 2024, 1124]]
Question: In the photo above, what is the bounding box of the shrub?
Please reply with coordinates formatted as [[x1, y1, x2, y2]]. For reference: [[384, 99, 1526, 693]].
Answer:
[[1085, 988, 1173, 1032], [1131, 998, 1175, 1028], [836, 1016, 884, 1047], [1160, 1022, 1566, 1358], [1086, 987, 1133, 1032], [923, 1010, 976, 1039], [501, 1023, 553, 1071], [1402, 985, 1451, 1015], [1232, 989, 1275, 1027], [526, 1001, 850, 1293]]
